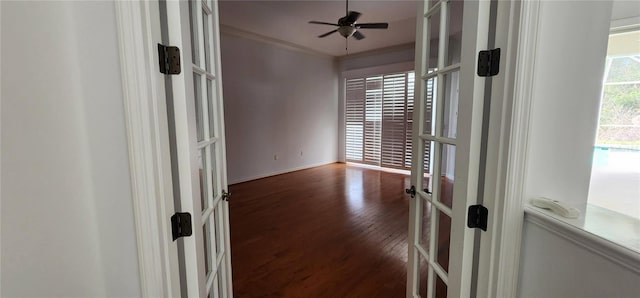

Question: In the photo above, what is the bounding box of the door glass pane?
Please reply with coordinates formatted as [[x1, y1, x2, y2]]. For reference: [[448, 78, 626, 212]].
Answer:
[[214, 206, 224, 259], [440, 73, 459, 139], [188, 1, 198, 65], [436, 275, 448, 298], [419, 253, 429, 297], [203, 217, 213, 276], [209, 206, 219, 258], [406, 73, 416, 168], [207, 79, 216, 138], [446, 0, 464, 65], [199, 148, 208, 211], [436, 210, 451, 273], [423, 140, 433, 173], [202, 8, 211, 72], [424, 76, 437, 136], [209, 145, 218, 198], [423, 141, 435, 193], [419, 198, 432, 252], [216, 263, 226, 297], [194, 73, 205, 141], [439, 144, 455, 209], [211, 276, 219, 298], [427, 10, 440, 69]]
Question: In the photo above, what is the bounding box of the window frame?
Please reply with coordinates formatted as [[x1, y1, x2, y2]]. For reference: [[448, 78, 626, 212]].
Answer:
[[343, 62, 417, 170]]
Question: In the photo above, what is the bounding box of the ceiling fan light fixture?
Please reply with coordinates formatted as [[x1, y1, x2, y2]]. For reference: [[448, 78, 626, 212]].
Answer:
[[337, 26, 356, 38], [307, 0, 389, 42]]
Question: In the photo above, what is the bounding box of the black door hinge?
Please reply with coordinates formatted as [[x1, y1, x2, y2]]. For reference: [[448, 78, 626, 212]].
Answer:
[[405, 185, 416, 198], [222, 190, 231, 202], [467, 205, 488, 231], [158, 44, 181, 75], [477, 48, 500, 77], [171, 212, 192, 241]]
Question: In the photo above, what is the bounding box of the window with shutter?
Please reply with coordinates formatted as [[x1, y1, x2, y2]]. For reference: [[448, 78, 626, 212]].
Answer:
[[346, 78, 365, 161], [381, 73, 409, 168], [364, 76, 383, 165], [345, 70, 427, 170]]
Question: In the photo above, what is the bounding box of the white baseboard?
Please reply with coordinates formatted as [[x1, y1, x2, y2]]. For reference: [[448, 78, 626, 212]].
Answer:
[[228, 161, 338, 185]]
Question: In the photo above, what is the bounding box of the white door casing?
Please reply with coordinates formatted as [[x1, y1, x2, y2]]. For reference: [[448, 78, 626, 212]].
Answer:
[[473, 0, 524, 296], [115, 1, 181, 296], [160, 0, 233, 297], [407, 0, 495, 297]]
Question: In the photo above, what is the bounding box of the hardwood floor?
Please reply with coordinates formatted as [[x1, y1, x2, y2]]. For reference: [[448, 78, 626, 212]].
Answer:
[[228, 163, 412, 297]]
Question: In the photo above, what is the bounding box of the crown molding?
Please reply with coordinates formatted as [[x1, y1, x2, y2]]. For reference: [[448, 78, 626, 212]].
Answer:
[[219, 24, 333, 59], [336, 42, 415, 61]]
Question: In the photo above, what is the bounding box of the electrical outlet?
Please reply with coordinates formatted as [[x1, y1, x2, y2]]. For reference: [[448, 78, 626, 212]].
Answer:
[[274, 154, 278, 160], [300, 150, 303, 156]]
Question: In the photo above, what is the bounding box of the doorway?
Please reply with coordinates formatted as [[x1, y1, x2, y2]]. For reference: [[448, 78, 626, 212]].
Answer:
[[119, 0, 510, 296]]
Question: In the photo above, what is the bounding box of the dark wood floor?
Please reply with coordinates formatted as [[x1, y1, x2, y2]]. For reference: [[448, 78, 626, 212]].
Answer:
[[228, 163, 412, 297]]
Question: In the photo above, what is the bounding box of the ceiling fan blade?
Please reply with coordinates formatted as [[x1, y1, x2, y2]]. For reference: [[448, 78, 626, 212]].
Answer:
[[318, 29, 339, 38], [357, 23, 389, 29], [353, 31, 365, 40], [343, 11, 362, 24], [309, 21, 339, 26]]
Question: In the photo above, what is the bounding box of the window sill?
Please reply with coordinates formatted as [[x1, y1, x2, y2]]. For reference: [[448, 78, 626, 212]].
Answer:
[[524, 204, 640, 273]]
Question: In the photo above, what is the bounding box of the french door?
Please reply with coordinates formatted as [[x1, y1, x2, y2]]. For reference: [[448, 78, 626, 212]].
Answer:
[[407, 0, 494, 297], [160, 0, 232, 297]]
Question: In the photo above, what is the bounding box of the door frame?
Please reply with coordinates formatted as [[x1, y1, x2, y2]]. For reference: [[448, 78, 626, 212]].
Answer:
[[115, 1, 181, 296], [473, 0, 541, 297], [405, 0, 540, 297], [114, 0, 540, 296]]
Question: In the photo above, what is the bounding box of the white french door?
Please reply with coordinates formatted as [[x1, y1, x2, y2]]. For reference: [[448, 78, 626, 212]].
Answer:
[[160, 0, 232, 297], [407, 0, 494, 297]]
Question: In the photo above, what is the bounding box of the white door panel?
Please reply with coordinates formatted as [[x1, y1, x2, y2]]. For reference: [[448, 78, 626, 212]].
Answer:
[[160, 0, 232, 297], [407, 0, 493, 297]]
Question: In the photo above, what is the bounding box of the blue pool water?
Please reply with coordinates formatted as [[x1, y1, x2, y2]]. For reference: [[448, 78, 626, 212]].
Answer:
[[592, 146, 640, 171], [593, 146, 609, 167]]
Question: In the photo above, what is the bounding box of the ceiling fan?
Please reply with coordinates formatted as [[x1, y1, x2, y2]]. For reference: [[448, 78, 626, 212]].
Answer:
[[308, 0, 389, 40]]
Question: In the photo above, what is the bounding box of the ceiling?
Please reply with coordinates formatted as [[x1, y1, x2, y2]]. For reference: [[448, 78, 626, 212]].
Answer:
[[218, 0, 639, 58], [218, 0, 420, 57]]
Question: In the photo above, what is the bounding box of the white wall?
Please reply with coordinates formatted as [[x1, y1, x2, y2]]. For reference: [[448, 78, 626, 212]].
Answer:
[[518, 217, 640, 298], [523, 0, 612, 214], [220, 33, 339, 184], [1, 2, 141, 297], [338, 44, 415, 72]]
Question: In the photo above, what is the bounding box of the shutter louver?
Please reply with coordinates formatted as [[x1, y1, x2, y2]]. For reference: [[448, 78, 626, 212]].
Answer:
[[381, 73, 408, 168], [424, 74, 436, 171], [405, 73, 415, 168], [344, 71, 429, 170], [364, 76, 383, 165], [346, 78, 365, 161]]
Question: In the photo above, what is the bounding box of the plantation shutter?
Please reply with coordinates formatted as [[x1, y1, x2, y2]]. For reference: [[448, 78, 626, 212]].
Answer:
[[423, 75, 436, 171], [364, 76, 383, 165], [405, 72, 415, 168], [346, 78, 365, 161], [345, 71, 426, 170], [381, 73, 409, 168]]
